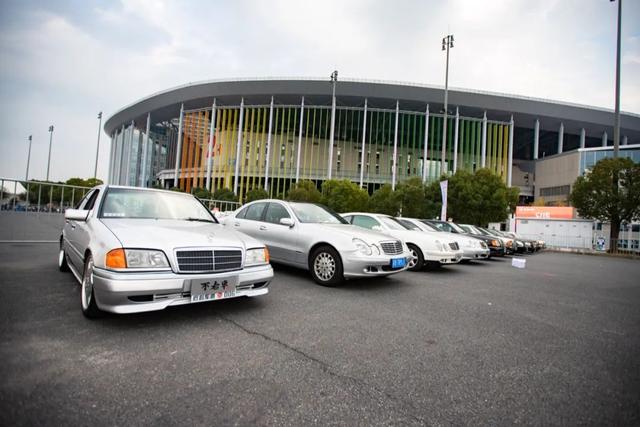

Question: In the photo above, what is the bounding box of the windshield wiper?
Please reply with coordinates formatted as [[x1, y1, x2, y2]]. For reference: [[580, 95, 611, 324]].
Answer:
[[182, 217, 215, 223]]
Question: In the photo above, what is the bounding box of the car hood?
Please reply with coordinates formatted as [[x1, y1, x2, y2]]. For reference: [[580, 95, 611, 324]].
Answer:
[[303, 223, 401, 245], [101, 218, 263, 250]]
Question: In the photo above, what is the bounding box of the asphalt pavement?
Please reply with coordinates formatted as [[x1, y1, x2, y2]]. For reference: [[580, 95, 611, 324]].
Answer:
[[1, 243, 639, 426]]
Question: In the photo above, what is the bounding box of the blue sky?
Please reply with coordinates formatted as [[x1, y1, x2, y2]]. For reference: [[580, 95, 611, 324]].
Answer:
[[0, 0, 638, 183]]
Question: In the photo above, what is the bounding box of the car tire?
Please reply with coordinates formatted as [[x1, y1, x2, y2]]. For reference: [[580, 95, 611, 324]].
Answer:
[[309, 245, 344, 287], [58, 240, 70, 272], [81, 254, 103, 319], [459, 259, 470, 264], [407, 244, 424, 272]]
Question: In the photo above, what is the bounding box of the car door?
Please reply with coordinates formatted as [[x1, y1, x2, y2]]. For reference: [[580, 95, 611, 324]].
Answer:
[[73, 189, 100, 269], [259, 202, 298, 262], [65, 190, 97, 270], [231, 202, 268, 240]]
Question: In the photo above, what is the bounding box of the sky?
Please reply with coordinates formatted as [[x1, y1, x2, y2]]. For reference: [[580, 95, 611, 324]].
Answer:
[[0, 0, 638, 183]]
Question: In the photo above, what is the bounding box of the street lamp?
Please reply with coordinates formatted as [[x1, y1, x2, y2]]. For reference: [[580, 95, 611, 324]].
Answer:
[[327, 70, 338, 179], [25, 135, 32, 181], [46, 125, 54, 181], [441, 34, 454, 175], [611, 0, 622, 158], [94, 112, 102, 178]]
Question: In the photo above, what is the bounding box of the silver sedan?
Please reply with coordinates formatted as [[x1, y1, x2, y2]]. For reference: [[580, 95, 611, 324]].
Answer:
[[223, 200, 411, 286], [58, 185, 273, 317]]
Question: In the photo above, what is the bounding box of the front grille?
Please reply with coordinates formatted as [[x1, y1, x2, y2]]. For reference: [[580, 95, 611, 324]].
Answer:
[[449, 242, 459, 251], [176, 249, 242, 273], [380, 240, 403, 255]]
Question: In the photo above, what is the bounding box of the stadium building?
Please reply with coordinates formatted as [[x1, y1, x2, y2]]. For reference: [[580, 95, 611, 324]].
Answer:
[[104, 78, 640, 203]]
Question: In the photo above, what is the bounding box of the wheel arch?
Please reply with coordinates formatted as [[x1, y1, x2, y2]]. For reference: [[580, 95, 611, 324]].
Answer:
[[307, 242, 344, 267]]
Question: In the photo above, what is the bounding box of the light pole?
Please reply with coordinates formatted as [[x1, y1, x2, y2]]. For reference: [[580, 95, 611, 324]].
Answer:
[[46, 125, 54, 181], [327, 70, 338, 179], [94, 112, 102, 178], [611, 0, 622, 158], [441, 34, 454, 175], [25, 135, 32, 181]]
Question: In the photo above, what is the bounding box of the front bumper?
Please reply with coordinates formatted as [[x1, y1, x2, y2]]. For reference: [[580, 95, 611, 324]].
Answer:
[[92, 264, 273, 314], [488, 246, 505, 257], [461, 247, 490, 260], [342, 250, 412, 278], [423, 249, 463, 264]]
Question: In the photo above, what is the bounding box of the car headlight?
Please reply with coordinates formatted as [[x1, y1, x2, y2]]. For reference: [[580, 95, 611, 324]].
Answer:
[[105, 248, 170, 269], [434, 240, 447, 252], [353, 238, 372, 256], [245, 247, 269, 266], [371, 244, 381, 255], [480, 241, 488, 249]]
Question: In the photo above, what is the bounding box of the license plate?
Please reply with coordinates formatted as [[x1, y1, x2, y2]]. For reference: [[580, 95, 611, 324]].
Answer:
[[391, 257, 406, 269], [190, 276, 239, 303]]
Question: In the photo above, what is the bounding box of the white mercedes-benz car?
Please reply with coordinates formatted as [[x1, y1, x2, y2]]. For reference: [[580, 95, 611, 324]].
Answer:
[[341, 212, 463, 270], [58, 185, 273, 317], [223, 200, 411, 286], [396, 217, 490, 262]]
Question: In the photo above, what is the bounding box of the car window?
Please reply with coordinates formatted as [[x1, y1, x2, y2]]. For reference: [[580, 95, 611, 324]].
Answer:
[[244, 202, 267, 221], [75, 190, 94, 210], [428, 221, 456, 233], [352, 215, 382, 230], [342, 215, 353, 223], [83, 190, 100, 211], [264, 203, 291, 225], [379, 216, 409, 230], [235, 206, 248, 219], [397, 218, 420, 230]]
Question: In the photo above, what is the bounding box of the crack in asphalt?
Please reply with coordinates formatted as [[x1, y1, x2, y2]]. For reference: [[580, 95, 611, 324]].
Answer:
[[218, 314, 429, 426]]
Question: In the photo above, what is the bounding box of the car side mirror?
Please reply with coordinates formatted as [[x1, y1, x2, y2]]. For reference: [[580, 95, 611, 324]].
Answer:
[[65, 209, 89, 221], [280, 217, 294, 227]]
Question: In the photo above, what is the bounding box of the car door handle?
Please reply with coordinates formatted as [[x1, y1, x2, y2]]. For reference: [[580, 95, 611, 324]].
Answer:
[[259, 225, 267, 231], [70, 223, 76, 229], [233, 222, 240, 227]]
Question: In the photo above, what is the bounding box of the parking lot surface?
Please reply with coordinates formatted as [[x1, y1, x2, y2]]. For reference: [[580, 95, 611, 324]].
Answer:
[[1, 243, 639, 426]]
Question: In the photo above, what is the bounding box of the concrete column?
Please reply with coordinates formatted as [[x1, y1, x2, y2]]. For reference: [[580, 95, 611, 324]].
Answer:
[[422, 105, 430, 182], [359, 99, 368, 187], [557, 122, 564, 154], [295, 97, 305, 182], [453, 107, 460, 173], [602, 131, 608, 147], [264, 96, 274, 191], [580, 128, 586, 149], [205, 99, 216, 191], [622, 135, 628, 146], [173, 103, 184, 187], [233, 98, 245, 195], [481, 111, 487, 168], [140, 112, 151, 187], [391, 100, 399, 190], [533, 119, 539, 160], [507, 115, 514, 187]]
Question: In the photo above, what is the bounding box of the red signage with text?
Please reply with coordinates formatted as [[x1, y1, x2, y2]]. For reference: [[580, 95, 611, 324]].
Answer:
[[515, 206, 575, 219]]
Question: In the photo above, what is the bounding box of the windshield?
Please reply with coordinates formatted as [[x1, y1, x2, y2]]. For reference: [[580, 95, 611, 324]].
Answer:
[[379, 216, 410, 230], [289, 203, 348, 224], [424, 220, 455, 233], [99, 188, 216, 222], [419, 220, 443, 232]]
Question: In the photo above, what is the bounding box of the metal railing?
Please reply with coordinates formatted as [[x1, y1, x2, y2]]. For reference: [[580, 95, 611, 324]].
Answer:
[[198, 198, 240, 213], [0, 178, 92, 214]]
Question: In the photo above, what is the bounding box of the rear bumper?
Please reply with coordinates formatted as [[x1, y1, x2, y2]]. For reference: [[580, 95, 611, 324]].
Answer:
[[91, 264, 273, 314]]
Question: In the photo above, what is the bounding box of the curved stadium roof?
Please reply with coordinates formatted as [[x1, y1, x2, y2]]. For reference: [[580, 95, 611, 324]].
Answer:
[[104, 78, 640, 142]]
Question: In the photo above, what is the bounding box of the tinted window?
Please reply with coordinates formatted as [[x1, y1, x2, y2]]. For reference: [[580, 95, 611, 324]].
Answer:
[[397, 219, 420, 230], [352, 215, 382, 230], [244, 202, 267, 221], [235, 207, 247, 219], [264, 203, 291, 225]]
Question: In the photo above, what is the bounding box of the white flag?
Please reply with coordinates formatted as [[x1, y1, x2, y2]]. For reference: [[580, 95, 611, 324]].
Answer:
[[440, 180, 448, 221]]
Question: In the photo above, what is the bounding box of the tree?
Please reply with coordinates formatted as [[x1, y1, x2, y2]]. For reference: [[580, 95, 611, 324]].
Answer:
[[212, 188, 238, 202], [287, 180, 322, 203], [321, 179, 369, 213], [369, 184, 401, 216], [190, 187, 212, 200], [244, 187, 269, 202], [396, 177, 427, 218], [444, 168, 519, 225], [570, 157, 640, 246]]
